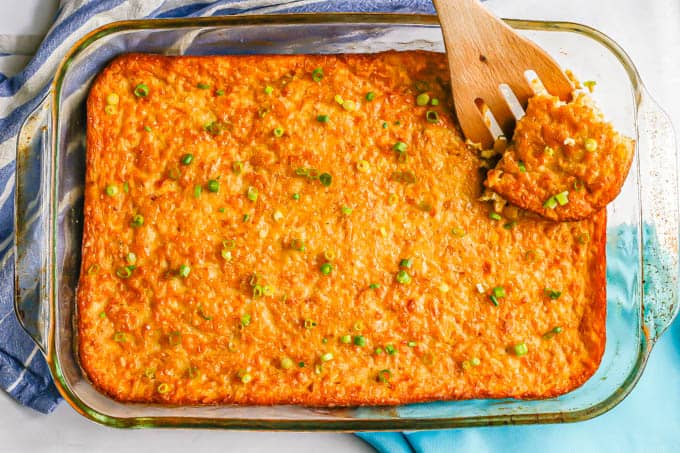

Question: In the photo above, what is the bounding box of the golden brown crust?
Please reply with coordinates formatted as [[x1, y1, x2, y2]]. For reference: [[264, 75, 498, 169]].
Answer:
[[485, 93, 634, 221], [79, 52, 606, 406]]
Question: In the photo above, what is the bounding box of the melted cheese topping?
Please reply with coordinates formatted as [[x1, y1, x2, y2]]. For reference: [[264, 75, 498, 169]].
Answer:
[[79, 52, 605, 405]]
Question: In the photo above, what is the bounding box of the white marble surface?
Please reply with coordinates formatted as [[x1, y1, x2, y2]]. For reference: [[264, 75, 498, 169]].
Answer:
[[0, 1, 678, 452]]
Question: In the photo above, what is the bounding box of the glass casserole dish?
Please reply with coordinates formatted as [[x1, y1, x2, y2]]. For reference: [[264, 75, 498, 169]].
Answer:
[[13, 14, 679, 430]]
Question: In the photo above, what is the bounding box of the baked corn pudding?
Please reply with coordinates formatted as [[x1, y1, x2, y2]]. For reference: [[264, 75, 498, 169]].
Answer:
[[485, 91, 634, 221], [79, 52, 606, 405]]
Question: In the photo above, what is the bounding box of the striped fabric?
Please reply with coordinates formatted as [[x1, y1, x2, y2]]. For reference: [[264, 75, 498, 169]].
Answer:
[[0, 0, 434, 415]]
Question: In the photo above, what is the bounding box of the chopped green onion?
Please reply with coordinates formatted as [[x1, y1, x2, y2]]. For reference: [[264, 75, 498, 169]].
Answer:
[[365, 92, 376, 101], [298, 361, 306, 368], [518, 160, 527, 173], [319, 173, 332, 187], [157, 383, 170, 394], [106, 93, 119, 105], [240, 373, 252, 384], [385, 344, 397, 355], [204, 121, 223, 136], [291, 192, 300, 201], [451, 227, 466, 237], [399, 258, 413, 269], [264, 85, 274, 95], [317, 114, 330, 123], [334, 94, 344, 105], [555, 191, 569, 206], [221, 249, 232, 261], [320, 262, 333, 276], [218, 207, 225, 213], [240, 313, 251, 327], [253, 285, 263, 297], [215, 89, 225, 96], [281, 357, 293, 369], [382, 121, 388, 129], [341, 205, 353, 215], [304, 319, 316, 329], [340, 334, 352, 344], [545, 288, 562, 300], [133, 83, 149, 97], [369, 283, 380, 289], [123, 182, 129, 193], [312, 68, 324, 82], [320, 352, 333, 362], [377, 369, 391, 383], [105, 184, 118, 196], [503, 221, 517, 230], [513, 342, 528, 356], [416, 93, 430, 106], [426, 110, 439, 123], [130, 214, 144, 228], [273, 127, 284, 137], [584, 138, 598, 152], [243, 214, 250, 222], [99, 311, 106, 319], [583, 80, 597, 92], [290, 238, 305, 252], [492, 286, 505, 298], [470, 357, 481, 367], [489, 212, 502, 221], [353, 335, 367, 347], [104, 105, 116, 115], [246, 186, 258, 202], [181, 153, 193, 165], [489, 294, 500, 306], [407, 341, 417, 347], [393, 141, 408, 153], [193, 185, 202, 198], [197, 83, 210, 90], [431, 98, 440, 106], [114, 332, 127, 343], [544, 146, 555, 156], [232, 161, 243, 174], [295, 168, 309, 177], [543, 326, 564, 339], [578, 232, 590, 244], [144, 125, 152, 132], [396, 270, 411, 284], [178, 264, 191, 278], [206, 179, 219, 193], [543, 196, 558, 209]]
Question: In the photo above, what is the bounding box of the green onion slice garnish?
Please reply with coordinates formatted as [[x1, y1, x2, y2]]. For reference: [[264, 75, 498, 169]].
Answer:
[[247, 186, 259, 202], [513, 342, 528, 356], [105, 184, 118, 196], [317, 114, 330, 123], [543, 326, 564, 339], [365, 92, 376, 101], [377, 369, 391, 383], [399, 258, 413, 268], [204, 180, 218, 193], [133, 83, 149, 97], [319, 173, 332, 187], [416, 93, 430, 106], [545, 288, 562, 300], [312, 67, 324, 82], [320, 262, 333, 275], [240, 313, 251, 327], [396, 270, 411, 284], [426, 110, 440, 123], [178, 264, 191, 278], [353, 335, 367, 347], [130, 214, 144, 228], [181, 153, 193, 165], [518, 161, 526, 173], [489, 212, 502, 221]]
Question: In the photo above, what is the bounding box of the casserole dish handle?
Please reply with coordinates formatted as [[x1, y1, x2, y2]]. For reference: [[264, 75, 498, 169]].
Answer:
[[14, 95, 52, 354], [638, 89, 680, 345]]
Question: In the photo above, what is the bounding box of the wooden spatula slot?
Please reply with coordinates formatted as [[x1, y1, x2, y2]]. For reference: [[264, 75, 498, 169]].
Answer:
[[433, 0, 573, 148]]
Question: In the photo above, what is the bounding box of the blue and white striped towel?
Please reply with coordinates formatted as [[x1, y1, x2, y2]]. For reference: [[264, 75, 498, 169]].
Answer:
[[0, 0, 435, 416]]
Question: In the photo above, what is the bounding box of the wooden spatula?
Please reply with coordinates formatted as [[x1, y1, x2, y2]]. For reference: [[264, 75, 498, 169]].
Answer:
[[433, 0, 573, 148]]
